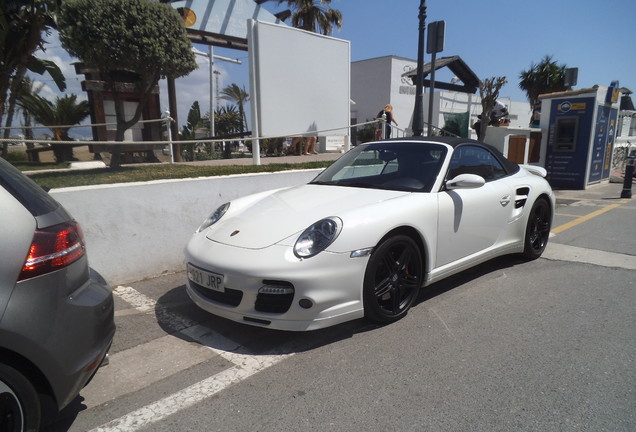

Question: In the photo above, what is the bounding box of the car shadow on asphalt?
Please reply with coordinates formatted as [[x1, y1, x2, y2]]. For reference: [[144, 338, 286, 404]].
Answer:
[[153, 281, 379, 356], [41, 396, 85, 432], [415, 254, 528, 305], [153, 255, 528, 358]]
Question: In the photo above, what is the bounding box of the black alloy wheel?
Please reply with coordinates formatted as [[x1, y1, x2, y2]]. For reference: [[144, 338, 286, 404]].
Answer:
[[523, 198, 552, 259], [363, 235, 423, 323], [0, 364, 41, 432]]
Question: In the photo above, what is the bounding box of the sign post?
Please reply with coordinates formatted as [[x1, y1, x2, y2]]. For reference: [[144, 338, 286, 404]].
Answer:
[[412, 1, 427, 136], [426, 20, 445, 136]]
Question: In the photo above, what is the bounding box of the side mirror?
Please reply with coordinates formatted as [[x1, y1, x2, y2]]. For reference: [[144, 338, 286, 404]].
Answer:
[[445, 173, 485, 190]]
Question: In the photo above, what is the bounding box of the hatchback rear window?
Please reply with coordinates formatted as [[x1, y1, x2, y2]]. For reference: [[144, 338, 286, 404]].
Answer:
[[0, 157, 59, 216]]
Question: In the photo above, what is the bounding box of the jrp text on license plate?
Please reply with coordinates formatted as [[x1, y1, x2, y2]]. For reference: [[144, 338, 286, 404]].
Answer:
[[187, 264, 224, 292]]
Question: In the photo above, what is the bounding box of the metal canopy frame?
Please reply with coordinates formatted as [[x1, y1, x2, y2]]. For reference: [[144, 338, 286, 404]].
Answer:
[[402, 55, 480, 94], [164, 0, 287, 50], [186, 28, 248, 51]]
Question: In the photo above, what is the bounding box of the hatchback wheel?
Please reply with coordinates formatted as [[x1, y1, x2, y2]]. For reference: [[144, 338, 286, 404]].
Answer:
[[0, 364, 40, 432], [363, 235, 423, 323]]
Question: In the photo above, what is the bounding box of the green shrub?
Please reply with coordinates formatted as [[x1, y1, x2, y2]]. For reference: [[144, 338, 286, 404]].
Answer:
[[356, 121, 378, 144], [5, 151, 27, 163]]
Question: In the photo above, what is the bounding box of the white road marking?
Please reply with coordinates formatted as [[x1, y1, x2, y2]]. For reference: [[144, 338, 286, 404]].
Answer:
[[88, 353, 289, 432], [112, 285, 267, 362], [543, 243, 636, 270], [91, 286, 295, 432], [81, 334, 217, 408], [112, 285, 156, 312]]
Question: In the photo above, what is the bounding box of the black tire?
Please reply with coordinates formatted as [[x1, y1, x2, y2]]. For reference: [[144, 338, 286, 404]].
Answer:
[[522, 198, 552, 259], [363, 235, 423, 323], [0, 364, 41, 432]]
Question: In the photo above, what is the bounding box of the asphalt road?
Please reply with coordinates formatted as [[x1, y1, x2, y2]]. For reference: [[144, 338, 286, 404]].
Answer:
[[44, 182, 635, 432]]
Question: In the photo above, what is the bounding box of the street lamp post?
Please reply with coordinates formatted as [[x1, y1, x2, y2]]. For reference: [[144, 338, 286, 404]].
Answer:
[[412, 0, 427, 136], [192, 47, 242, 138], [208, 45, 215, 138]]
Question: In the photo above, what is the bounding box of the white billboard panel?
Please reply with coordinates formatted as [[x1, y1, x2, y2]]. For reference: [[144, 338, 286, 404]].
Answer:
[[248, 20, 350, 139]]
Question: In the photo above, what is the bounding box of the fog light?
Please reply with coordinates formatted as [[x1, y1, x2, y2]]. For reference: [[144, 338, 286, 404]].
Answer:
[[259, 285, 294, 295], [299, 298, 313, 309]]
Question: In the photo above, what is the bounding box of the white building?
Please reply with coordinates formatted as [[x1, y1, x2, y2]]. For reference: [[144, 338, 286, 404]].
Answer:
[[618, 111, 636, 140], [350, 56, 419, 138], [350, 55, 532, 143], [617, 92, 635, 150]]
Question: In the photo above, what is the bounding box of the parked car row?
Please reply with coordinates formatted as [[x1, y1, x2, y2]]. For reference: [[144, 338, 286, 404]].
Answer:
[[1, 135, 555, 430]]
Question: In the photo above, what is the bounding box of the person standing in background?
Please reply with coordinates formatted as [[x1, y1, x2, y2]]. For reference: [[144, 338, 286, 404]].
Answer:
[[377, 104, 398, 138]]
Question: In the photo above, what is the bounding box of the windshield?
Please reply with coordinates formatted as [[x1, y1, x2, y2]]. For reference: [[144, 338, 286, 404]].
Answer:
[[311, 142, 447, 192]]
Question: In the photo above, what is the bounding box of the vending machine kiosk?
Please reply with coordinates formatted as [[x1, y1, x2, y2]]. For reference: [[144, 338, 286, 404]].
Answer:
[[539, 83, 621, 189]]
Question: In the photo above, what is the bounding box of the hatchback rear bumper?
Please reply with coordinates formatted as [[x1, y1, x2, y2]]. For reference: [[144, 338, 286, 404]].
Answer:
[[0, 263, 115, 411]]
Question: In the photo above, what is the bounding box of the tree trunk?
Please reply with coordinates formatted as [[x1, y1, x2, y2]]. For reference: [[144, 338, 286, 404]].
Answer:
[[110, 95, 125, 169], [108, 74, 159, 168], [167, 77, 182, 162], [478, 110, 488, 141], [22, 110, 36, 161], [2, 65, 28, 158]]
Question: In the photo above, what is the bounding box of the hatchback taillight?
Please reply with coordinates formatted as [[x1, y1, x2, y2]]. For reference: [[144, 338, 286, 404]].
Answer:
[[18, 221, 86, 281]]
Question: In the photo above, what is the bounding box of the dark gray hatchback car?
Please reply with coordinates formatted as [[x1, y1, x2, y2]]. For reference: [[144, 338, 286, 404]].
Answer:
[[0, 157, 115, 431]]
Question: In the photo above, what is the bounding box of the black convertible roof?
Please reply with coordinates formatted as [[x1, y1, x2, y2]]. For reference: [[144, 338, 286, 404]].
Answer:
[[380, 135, 488, 148], [371, 136, 520, 175]]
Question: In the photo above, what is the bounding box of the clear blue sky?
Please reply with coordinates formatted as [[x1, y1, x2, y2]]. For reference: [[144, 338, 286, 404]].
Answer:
[[194, 0, 635, 127], [33, 0, 634, 136], [327, 0, 635, 101]]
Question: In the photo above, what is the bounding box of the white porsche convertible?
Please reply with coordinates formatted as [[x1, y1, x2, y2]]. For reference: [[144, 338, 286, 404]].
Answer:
[[185, 137, 554, 331]]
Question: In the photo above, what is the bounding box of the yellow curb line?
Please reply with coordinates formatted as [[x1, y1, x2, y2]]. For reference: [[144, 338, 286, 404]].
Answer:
[[554, 212, 587, 218], [551, 200, 627, 234]]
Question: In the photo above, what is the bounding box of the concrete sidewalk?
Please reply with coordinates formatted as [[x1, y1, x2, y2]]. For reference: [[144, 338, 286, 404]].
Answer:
[[553, 180, 631, 201]]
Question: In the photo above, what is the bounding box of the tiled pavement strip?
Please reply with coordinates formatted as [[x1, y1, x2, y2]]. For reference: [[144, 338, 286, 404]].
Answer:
[[83, 182, 635, 432]]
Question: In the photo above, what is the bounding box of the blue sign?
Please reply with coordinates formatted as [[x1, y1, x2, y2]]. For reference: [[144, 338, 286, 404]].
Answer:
[[601, 108, 618, 181], [588, 106, 610, 183], [545, 97, 594, 189]]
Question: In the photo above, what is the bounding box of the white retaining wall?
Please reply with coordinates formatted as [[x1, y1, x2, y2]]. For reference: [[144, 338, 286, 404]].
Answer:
[[51, 169, 321, 285]]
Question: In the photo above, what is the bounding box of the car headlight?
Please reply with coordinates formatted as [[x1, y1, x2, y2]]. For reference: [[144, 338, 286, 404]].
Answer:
[[294, 217, 342, 258], [197, 202, 230, 232]]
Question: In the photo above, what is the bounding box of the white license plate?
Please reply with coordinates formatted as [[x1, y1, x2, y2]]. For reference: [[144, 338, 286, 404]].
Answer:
[[187, 264, 224, 292]]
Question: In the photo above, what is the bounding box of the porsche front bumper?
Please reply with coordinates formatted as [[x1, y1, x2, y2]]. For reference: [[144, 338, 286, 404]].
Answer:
[[184, 236, 370, 331]]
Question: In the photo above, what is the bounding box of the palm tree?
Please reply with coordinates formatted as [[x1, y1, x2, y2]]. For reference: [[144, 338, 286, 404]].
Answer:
[[220, 84, 249, 133], [267, 0, 342, 35], [215, 105, 243, 136], [214, 104, 244, 158], [16, 77, 44, 159], [18, 93, 90, 162], [181, 101, 202, 161], [519, 55, 568, 112], [1, 0, 66, 158]]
